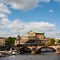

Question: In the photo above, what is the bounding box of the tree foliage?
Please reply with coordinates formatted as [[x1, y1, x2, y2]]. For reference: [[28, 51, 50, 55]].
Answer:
[[5, 37, 16, 47], [50, 38, 55, 45], [58, 39, 60, 43]]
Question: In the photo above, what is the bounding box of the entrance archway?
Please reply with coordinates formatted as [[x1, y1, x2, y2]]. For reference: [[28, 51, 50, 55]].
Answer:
[[20, 47, 31, 54], [36, 47, 56, 54]]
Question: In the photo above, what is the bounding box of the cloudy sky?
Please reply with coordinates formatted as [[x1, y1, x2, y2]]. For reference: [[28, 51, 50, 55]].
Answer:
[[0, 0, 60, 38]]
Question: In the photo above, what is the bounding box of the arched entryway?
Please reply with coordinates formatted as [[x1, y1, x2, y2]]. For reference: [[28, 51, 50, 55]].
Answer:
[[20, 47, 31, 54], [36, 47, 56, 54]]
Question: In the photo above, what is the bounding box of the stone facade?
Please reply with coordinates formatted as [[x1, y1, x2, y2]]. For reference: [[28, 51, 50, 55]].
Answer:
[[0, 37, 5, 46], [15, 31, 50, 46], [15, 36, 29, 46]]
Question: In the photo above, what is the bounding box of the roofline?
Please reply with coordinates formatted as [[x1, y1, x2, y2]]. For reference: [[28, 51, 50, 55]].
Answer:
[[27, 31, 44, 34]]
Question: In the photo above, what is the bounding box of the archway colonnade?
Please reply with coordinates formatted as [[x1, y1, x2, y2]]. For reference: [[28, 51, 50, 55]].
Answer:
[[19, 46, 57, 54]]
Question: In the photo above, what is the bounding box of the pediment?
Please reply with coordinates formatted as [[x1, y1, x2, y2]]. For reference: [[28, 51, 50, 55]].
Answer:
[[27, 31, 36, 36]]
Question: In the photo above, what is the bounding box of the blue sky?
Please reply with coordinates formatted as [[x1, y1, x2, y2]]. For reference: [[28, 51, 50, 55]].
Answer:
[[8, 0, 60, 28], [0, 0, 60, 38]]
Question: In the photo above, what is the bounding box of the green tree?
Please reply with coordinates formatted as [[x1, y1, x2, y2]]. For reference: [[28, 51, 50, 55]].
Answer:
[[50, 38, 55, 45], [5, 37, 16, 47], [58, 39, 60, 43]]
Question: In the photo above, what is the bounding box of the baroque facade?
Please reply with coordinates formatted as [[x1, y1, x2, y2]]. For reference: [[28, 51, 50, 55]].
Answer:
[[15, 31, 50, 46]]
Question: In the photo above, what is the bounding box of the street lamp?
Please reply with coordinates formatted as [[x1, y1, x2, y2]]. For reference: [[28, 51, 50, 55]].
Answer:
[[17, 35, 21, 46]]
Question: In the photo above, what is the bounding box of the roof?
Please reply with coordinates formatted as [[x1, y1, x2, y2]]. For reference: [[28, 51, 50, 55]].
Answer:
[[27, 31, 44, 34], [36, 33, 44, 34], [27, 31, 35, 34]]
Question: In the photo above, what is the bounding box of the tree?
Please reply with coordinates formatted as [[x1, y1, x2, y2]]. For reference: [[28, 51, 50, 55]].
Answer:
[[5, 37, 16, 47], [58, 39, 60, 43], [50, 38, 55, 45]]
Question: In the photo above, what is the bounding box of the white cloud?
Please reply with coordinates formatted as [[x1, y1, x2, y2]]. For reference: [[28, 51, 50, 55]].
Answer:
[[49, 9, 54, 13], [0, 30, 17, 37], [0, 18, 11, 29], [45, 31, 60, 39], [0, 2, 11, 29], [8, 20, 55, 33], [0, 3, 11, 14], [0, 13, 7, 18], [1, 18, 11, 25], [6, 0, 40, 10], [5, 0, 51, 11], [0, 19, 56, 37], [25, 22, 55, 32], [1, 19, 60, 39]]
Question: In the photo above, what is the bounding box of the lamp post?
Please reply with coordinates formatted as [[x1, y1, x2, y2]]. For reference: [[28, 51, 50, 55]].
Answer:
[[18, 35, 21, 46]]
